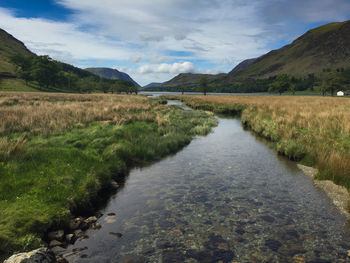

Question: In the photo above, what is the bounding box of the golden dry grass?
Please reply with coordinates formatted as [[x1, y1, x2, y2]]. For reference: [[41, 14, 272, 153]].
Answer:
[[175, 95, 350, 188], [0, 92, 156, 136]]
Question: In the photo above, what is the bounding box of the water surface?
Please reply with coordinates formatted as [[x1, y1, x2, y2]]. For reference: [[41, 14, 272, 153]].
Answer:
[[64, 104, 350, 263]]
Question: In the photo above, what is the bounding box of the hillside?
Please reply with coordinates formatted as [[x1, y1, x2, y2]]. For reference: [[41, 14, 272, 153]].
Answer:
[[228, 20, 350, 80], [148, 20, 350, 92], [161, 73, 225, 88], [85, 67, 140, 87], [0, 29, 34, 74], [142, 82, 163, 89], [0, 28, 138, 93]]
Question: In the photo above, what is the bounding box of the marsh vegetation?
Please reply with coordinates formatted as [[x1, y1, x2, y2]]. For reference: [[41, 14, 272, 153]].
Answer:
[[169, 95, 350, 191], [0, 92, 217, 255]]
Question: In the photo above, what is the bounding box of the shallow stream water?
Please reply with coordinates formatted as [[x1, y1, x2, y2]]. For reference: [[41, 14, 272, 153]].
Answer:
[[64, 101, 350, 263]]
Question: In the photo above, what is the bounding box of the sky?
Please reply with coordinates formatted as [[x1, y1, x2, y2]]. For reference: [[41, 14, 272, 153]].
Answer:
[[1, 0, 350, 86]]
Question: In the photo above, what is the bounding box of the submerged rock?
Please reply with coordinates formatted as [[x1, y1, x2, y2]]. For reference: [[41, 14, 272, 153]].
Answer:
[[4, 248, 56, 263]]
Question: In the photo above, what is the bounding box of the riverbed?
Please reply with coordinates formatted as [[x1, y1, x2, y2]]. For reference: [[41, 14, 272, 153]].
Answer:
[[63, 102, 350, 263]]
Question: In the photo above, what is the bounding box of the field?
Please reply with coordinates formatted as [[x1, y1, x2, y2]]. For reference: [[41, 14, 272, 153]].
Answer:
[[168, 95, 350, 191], [0, 92, 217, 255]]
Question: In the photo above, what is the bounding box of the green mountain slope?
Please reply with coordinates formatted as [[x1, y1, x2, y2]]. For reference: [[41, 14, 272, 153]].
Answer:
[[0, 29, 34, 74], [229, 20, 350, 80], [149, 20, 350, 92], [85, 67, 140, 87], [0, 29, 137, 93]]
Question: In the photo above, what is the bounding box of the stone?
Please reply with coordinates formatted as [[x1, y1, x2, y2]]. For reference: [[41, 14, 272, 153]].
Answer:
[[65, 234, 75, 243], [56, 256, 69, 263], [48, 230, 65, 241], [85, 216, 97, 225], [92, 222, 102, 230], [348, 250, 350, 257], [74, 229, 82, 237], [95, 211, 103, 218], [109, 232, 122, 238], [107, 212, 116, 216], [111, 180, 119, 189], [49, 240, 63, 248], [293, 256, 306, 263], [265, 239, 282, 252], [51, 246, 66, 255], [4, 248, 56, 263], [69, 218, 82, 230]]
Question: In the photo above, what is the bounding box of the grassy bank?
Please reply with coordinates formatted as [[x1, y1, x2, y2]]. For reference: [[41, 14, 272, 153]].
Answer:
[[0, 92, 217, 255], [167, 95, 350, 191]]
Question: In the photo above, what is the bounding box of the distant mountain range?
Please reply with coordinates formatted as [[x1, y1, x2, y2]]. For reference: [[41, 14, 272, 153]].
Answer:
[[146, 20, 350, 92], [0, 29, 138, 92], [85, 67, 140, 87], [142, 82, 163, 89]]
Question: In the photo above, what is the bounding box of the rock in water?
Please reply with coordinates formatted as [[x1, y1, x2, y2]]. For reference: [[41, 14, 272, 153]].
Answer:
[[4, 248, 56, 263]]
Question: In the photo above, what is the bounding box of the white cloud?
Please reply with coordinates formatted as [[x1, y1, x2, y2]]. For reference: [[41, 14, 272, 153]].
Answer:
[[138, 62, 195, 74], [1, 0, 349, 85]]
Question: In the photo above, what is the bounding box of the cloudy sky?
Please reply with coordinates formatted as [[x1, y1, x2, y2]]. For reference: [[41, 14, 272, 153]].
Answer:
[[1, 0, 350, 85]]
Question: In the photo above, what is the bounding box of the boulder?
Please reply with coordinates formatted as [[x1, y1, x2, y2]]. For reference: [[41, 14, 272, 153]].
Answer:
[[48, 230, 64, 241], [110, 180, 119, 189], [85, 216, 97, 225], [49, 240, 63, 248], [4, 248, 56, 263]]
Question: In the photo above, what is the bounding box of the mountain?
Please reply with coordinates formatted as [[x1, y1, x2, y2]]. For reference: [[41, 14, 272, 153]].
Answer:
[[0, 28, 136, 93], [229, 58, 257, 74], [161, 73, 225, 88], [0, 29, 34, 74], [142, 82, 163, 89], [229, 20, 350, 80], [85, 67, 140, 87], [147, 20, 350, 92]]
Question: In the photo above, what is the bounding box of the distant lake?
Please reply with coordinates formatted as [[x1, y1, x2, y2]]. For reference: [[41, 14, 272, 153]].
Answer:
[[139, 91, 322, 97]]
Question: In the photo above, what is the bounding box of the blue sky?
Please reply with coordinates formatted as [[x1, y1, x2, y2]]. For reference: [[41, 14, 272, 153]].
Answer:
[[1, 0, 350, 85]]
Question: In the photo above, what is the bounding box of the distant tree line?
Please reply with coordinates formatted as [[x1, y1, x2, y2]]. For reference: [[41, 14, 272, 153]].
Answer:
[[150, 68, 350, 96], [10, 53, 138, 94]]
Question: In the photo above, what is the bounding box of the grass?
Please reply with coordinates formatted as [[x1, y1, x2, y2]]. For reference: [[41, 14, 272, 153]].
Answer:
[[0, 92, 217, 255], [0, 79, 39, 92], [167, 95, 350, 190]]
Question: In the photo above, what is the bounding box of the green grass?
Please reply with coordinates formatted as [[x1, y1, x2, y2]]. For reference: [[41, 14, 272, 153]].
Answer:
[[0, 104, 217, 255], [0, 79, 39, 92], [168, 95, 350, 194]]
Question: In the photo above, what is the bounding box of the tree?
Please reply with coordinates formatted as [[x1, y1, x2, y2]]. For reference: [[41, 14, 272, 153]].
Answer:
[[199, 77, 209, 95], [10, 54, 34, 86], [31, 56, 61, 90], [325, 71, 342, 96], [99, 79, 111, 93], [180, 85, 185, 95], [268, 74, 291, 95]]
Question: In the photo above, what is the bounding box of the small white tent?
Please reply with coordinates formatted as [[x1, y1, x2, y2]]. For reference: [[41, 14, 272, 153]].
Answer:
[[337, 91, 344, 96]]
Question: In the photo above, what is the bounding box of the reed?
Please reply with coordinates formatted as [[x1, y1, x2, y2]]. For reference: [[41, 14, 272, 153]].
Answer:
[[170, 95, 350, 190]]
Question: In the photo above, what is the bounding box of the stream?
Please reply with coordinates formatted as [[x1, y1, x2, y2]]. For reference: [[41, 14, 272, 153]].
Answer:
[[63, 101, 350, 263]]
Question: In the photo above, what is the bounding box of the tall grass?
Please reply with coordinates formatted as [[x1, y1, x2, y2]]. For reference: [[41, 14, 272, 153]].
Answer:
[[0, 92, 217, 255], [170, 95, 350, 189]]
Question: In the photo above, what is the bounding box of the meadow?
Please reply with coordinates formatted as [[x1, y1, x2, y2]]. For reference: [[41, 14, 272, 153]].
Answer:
[[0, 92, 217, 255], [168, 95, 350, 192]]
